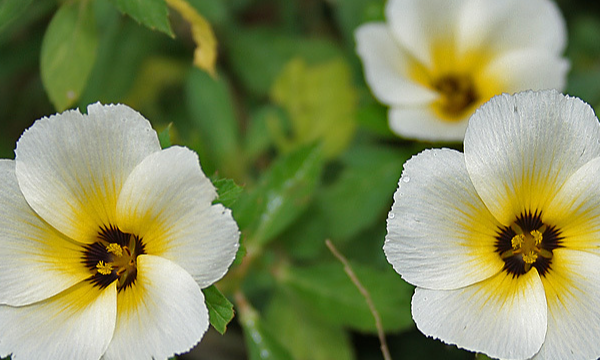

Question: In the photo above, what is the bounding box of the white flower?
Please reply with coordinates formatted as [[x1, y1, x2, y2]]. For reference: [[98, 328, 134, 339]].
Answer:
[[384, 90, 600, 359], [355, 0, 569, 141], [0, 103, 240, 360]]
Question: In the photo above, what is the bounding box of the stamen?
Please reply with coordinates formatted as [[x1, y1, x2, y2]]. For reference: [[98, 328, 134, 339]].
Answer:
[[106, 243, 123, 257], [522, 251, 538, 264], [511, 234, 525, 249], [495, 211, 563, 277], [96, 261, 113, 275]]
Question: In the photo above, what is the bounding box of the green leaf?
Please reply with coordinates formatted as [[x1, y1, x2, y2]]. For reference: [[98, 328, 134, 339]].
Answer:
[[41, 2, 99, 111], [332, 0, 384, 45], [225, 27, 343, 97], [245, 105, 285, 161], [233, 143, 324, 246], [265, 289, 354, 360], [108, 0, 173, 36], [185, 68, 243, 180], [211, 177, 243, 208], [158, 123, 173, 149], [239, 300, 294, 360], [281, 261, 414, 333], [270, 58, 357, 158], [0, 0, 34, 33], [202, 285, 235, 335], [317, 144, 413, 240]]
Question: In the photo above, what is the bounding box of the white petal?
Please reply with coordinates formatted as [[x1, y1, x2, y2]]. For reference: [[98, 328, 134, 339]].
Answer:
[[103, 255, 208, 360], [412, 269, 547, 360], [0, 282, 117, 360], [117, 146, 239, 288], [354, 24, 438, 106], [543, 157, 600, 254], [386, 0, 465, 67], [0, 160, 89, 306], [15, 103, 161, 243], [457, 0, 566, 56], [464, 90, 600, 225], [388, 107, 469, 141], [533, 250, 600, 359], [384, 148, 504, 290], [483, 49, 569, 93]]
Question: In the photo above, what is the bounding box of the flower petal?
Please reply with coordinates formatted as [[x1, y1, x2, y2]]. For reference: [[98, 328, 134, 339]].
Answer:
[[384, 148, 504, 290], [15, 103, 160, 243], [117, 146, 239, 288], [464, 90, 600, 225], [543, 157, 600, 254], [483, 49, 569, 93], [103, 255, 208, 360], [534, 249, 600, 359], [0, 160, 89, 306], [412, 269, 547, 360], [0, 281, 117, 360], [388, 106, 469, 141], [354, 23, 437, 106], [386, 0, 465, 67], [457, 0, 566, 56]]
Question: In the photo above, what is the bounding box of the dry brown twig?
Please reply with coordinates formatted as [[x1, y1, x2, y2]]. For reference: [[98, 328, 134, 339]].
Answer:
[[325, 239, 392, 360]]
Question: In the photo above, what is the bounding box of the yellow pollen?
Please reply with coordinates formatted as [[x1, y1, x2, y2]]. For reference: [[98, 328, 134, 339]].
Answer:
[[510, 228, 545, 265], [511, 234, 525, 248], [522, 251, 538, 264], [531, 230, 543, 246], [106, 243, 123, 257], [96, 261, 113, 275]]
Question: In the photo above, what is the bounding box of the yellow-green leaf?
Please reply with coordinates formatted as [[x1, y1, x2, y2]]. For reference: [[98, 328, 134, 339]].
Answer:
[[40, 2, 98, 111], [166, 0, 217, 76], [270, 57, 357, 158]]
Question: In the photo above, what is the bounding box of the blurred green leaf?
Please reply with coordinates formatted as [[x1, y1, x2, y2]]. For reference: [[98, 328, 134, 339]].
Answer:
[[332, 0, 385, 45], [186, 0, 230, 25], [0, 0, 34, 33], [356, 102, 396, 138], [185, 68, 243, 180], [225, 27, 343, 97], [233, 143, 324, 246], [566, 16, 600, 106], [158, 123, 173, 148], [108, 0, 173, 36], [239, 300, 294, 360], [278, 204, 329, 261], [270, 58, 357, 158], [281, 261, 414, 333], [265, 289, 354, 360], [40, 1, 98, 111], [245, 105, 285, 161], [212, 177, 244, 209], [317, 144, 411, 240], [203, 285, 235, 335]]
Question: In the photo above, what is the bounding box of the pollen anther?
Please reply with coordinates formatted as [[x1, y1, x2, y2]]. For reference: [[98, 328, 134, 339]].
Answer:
[[106, 243, 123, 257], [96, 261, 113, 275]]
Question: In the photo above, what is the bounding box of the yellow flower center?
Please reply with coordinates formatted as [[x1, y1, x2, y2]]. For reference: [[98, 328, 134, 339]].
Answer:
[[83, 225, 146, 291], [408, 41, 502, 122], [495, 211, 562, 277]]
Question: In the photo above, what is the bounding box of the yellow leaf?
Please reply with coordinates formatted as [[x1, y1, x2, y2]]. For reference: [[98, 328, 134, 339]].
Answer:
[[166, 0, 217, 76]]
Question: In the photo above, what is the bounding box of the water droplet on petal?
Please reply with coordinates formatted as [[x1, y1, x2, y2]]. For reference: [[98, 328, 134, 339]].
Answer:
[[402, 176, 410, 183], [389, 213, 395, 219]]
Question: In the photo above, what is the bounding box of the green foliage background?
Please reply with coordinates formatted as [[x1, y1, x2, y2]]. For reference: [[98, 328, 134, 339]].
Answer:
[[1, 0, 599, 359]]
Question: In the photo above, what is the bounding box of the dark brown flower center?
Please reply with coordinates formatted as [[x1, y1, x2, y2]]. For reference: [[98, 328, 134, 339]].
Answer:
[[432, 74, 478, 119], [495, 211, 562, 277], [82, 225, 146, 291]]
